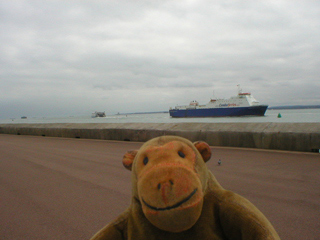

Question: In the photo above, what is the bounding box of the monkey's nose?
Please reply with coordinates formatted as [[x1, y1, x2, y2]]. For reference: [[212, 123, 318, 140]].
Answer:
[[157, 179, 174, 190]]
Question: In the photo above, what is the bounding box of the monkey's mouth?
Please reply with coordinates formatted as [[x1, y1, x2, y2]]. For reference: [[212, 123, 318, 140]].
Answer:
[[142, 188, 198, 211]]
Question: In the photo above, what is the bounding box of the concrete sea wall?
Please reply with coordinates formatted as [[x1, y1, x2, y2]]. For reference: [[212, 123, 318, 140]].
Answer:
[[0, 123, 319, 152]]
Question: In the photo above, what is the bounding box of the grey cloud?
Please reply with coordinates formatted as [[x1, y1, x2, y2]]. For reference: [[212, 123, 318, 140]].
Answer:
[[0, 0, 319, 118]]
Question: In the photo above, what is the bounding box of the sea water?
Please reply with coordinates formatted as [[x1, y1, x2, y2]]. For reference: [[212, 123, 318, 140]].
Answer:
[[1, 109, 320, 124]]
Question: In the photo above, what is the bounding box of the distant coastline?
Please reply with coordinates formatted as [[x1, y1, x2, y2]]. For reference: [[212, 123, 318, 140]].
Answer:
[[118, 111, 169, 115], [268, 105, 320, 110]]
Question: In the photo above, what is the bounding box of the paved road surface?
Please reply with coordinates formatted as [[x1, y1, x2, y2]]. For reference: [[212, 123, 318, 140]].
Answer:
[[1, 134, 319, 239]]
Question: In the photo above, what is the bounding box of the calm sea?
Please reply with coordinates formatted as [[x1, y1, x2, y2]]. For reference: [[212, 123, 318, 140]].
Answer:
[[1, 109, 320, 124]]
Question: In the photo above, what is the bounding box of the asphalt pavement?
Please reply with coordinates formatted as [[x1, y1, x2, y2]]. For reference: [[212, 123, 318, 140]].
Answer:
[[0, 134, 319, 239]]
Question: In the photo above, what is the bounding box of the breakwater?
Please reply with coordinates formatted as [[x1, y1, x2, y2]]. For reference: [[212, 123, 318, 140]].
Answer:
[[0, 123, 319, 152]]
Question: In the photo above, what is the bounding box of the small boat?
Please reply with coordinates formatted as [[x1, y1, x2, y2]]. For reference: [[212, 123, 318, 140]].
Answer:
[[91, 111, 106, 118], [169, 85, 268, 118]]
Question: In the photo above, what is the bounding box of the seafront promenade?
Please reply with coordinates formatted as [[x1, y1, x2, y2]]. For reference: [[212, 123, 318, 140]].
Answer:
[[0, 122, 320, 152], [0, 134, 319, 239]]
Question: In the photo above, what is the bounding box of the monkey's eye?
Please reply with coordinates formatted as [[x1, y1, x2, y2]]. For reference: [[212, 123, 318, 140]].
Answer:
[[178, 151, 185, 158], [143, 157, 149, 165]]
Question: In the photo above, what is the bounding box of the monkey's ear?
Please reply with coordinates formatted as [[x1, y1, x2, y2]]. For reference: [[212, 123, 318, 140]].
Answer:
[[194, 141, 212, 162], [122, 150, 138, 171]]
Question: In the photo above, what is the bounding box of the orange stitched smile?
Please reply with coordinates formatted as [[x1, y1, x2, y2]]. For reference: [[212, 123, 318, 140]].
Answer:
[[142, 188, 198, 211]]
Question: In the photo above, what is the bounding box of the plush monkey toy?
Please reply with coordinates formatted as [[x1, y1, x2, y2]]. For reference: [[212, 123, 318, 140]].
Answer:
[[90, 136, 280, 240]]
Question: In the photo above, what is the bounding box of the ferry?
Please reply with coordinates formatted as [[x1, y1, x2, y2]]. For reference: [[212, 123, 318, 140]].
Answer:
[[169, 85, 268, 118]]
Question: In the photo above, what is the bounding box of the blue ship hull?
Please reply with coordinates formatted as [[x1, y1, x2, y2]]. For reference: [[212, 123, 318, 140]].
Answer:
[[169, 105, 268, 118]]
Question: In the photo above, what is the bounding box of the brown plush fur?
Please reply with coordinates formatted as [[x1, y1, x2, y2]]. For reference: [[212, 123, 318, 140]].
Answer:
[[90, 136, 280, 240]]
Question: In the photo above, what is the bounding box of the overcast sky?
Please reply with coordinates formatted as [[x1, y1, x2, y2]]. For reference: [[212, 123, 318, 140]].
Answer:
[[1, 0, 319, 118]]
